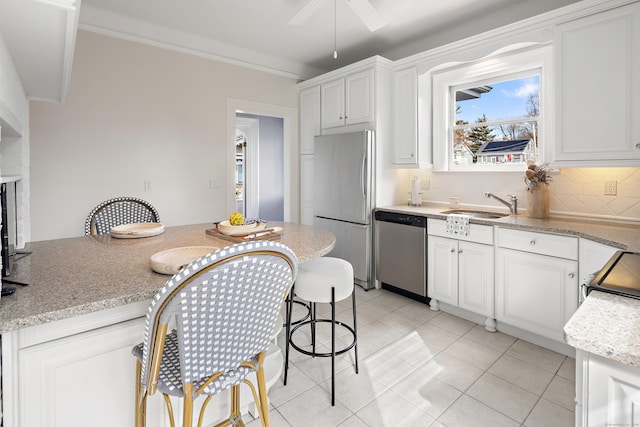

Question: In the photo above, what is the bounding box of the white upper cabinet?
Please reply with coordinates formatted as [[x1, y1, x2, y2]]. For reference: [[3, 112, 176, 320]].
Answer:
[[554, 2, 640, 165], [321, 69, 374, 129], [393, 67, 420, 166], [300, 86, 321, 155]]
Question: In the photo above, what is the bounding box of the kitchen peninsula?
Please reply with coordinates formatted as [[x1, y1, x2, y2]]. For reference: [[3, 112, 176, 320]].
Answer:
[[0, 222, 335, 427]]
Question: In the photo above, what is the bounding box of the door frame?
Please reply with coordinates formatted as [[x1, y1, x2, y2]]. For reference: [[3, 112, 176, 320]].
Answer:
[[226, 99, 299, 222], [235, 116, 260, 218]]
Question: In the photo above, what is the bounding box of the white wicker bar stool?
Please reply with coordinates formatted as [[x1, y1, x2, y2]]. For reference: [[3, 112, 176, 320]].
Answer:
[[283, 257, 358, 406]]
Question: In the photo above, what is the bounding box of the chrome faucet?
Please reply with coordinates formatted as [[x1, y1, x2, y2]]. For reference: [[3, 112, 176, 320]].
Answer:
[[485, 192, 518, 215]]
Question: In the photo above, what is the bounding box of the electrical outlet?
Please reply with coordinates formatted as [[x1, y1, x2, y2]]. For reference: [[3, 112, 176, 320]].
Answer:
[[421, 179, 430, 190], [209, 179, 220, 189], [604, 180, 617, 196], [144, 180, 152, 192]]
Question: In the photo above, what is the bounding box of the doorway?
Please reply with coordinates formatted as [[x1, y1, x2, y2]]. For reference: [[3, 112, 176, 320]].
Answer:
[[226, 99, 299, 222]]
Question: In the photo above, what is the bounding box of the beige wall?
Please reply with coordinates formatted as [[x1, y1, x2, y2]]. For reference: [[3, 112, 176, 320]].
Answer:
[[29, 31, 299, 241]]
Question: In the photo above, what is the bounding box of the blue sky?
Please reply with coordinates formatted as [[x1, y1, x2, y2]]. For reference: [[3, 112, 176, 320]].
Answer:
[[455, 75, 539, 123]]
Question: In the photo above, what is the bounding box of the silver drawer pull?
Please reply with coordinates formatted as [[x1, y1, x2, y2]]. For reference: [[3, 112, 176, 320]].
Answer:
[[568, 273, 575, 278], [530, 240, 536, 245]]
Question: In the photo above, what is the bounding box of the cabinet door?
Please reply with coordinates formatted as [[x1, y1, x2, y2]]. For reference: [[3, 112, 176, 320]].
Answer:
[[19, 318, 167, 427], [300, 154, 314, 225], [300, 86, 321, 154], [458, 241, 494, 318], [345, 69, 374, 125], [587, 354, 640, 427], [393, 67, 418, 165], [428, 235, 458, 306], [555, 3, 640, 162], [321, 78, 345, 129], [496, 248, 578, 342]]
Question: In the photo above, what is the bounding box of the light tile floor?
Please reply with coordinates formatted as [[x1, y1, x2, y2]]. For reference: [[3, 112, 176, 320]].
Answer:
[[246, 287, 575, 427]]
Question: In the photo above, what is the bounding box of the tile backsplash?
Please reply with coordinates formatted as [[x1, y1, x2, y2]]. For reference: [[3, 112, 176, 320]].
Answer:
[[551, 168, 640, 221], [394, 167, 640, 223]]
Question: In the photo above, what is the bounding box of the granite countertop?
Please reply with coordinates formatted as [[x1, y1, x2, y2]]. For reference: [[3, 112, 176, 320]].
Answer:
[[564, 291, 640, 367], [0, 222, 335, 332], [377, 204, 639, 252]]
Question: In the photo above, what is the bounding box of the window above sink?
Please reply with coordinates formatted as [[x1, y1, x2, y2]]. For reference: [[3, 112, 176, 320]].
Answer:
[[432, 45, 553, 172]]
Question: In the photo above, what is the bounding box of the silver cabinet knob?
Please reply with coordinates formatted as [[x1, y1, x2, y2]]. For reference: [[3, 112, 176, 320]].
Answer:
[[568, 273, 575, 278], [530, 240, 536, 246], [450, 248, 456, 253], [636, 142, 640, 149], [458, 250, 463, 254]]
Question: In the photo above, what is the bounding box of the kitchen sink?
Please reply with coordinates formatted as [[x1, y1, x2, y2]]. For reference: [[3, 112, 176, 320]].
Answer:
[[441, 209, 510, 219]]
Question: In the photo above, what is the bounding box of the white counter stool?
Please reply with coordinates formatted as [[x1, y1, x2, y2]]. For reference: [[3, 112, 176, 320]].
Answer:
[[283, 257, 358, 406]]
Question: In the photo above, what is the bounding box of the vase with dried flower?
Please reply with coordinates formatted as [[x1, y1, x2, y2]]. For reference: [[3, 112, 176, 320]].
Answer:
[[524, 161, 552, 218]]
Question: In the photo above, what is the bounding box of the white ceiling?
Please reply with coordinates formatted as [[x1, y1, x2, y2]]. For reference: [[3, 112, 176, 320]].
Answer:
[[0, 0, 580, 108], [78, 0, 580, 80]]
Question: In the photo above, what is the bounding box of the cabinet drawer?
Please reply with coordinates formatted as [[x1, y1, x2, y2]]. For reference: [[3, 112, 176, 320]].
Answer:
[[497, 228, 578, 260], [427, 219, 493, 245]]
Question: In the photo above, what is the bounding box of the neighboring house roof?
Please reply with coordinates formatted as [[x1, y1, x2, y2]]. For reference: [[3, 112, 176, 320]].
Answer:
[[475, 139, 531, 156]]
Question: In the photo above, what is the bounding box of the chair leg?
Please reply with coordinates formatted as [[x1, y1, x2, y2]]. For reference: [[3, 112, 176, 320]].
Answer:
[[331, 286, 336, 407], [231, 385, 242, 425], [256, 352, 271, 427], [311, 302, 317, 355], [183, 383, 194, 427], [135, 359, 147, 427], [352, 286, 359, 374], [284, 285, 294, 385]]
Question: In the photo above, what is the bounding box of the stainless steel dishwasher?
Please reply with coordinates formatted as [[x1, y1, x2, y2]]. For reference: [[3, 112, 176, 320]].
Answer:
[[374, 210, 428, 303]]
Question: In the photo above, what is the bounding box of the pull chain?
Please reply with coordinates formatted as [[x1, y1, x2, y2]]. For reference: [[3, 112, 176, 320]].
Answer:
[[333, 0, 338, 59]]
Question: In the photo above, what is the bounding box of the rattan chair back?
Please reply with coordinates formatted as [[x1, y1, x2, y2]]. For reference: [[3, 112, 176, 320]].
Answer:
[[84, 196, 160, 235]]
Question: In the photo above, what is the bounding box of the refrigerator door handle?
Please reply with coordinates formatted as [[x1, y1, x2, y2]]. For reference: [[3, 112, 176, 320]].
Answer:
[[361, 153, 367, 197]]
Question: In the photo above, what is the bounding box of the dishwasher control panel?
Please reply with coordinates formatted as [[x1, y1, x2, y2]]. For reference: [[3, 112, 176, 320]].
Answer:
[[374, 211, 426, 227]]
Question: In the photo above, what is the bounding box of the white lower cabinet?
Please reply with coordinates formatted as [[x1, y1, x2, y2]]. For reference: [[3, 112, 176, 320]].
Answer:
[[578, 350, 640, 427], [18, 317, 167, 427], [495, 228, 578, 343], [4, 301, 279, 427], [427, 220, 495, 330]]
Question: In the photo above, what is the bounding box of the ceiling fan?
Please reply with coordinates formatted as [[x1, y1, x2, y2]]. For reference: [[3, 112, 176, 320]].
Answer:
[[288, 0, 387, 32]]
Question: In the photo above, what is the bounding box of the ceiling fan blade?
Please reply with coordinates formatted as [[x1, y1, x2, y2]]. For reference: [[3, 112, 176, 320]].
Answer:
[[344, 0, 386, 32], [287, 0, 328, 26]]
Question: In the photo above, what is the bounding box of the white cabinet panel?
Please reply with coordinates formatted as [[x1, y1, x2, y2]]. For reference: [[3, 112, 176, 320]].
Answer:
[[300, 154, 314, 225], [585, 353, 640, 427], [321, 69, 374, 129], [393, 67, 419, 166], [496, 248, 578, 342], [300, 86, 321, 154], [428, 235, 458, 307], [321, 79, 345, 129], [458, 240, 494, 318], [18, 317, 169, 427], [345, 69, 374, 125], [428, 234, 494, 323], [554, 3, 640, 164]]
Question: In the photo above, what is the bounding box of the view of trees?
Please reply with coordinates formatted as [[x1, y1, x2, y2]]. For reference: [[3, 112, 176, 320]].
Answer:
[[454, 83, 540, 164]]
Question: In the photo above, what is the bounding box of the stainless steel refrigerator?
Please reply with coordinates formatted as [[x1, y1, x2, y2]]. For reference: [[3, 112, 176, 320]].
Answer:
[[313, 130, 374, 290]]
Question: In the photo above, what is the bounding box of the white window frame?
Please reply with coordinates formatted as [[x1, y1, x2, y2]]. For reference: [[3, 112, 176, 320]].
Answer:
[[432, 45, 553, 172]]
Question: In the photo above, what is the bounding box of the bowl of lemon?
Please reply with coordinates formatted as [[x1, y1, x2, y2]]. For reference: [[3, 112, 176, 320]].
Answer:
[[217, 212, 266, 236]]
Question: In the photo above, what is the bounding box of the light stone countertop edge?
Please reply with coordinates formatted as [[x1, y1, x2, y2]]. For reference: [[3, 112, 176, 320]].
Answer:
[[564, 291, 640, 367]]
